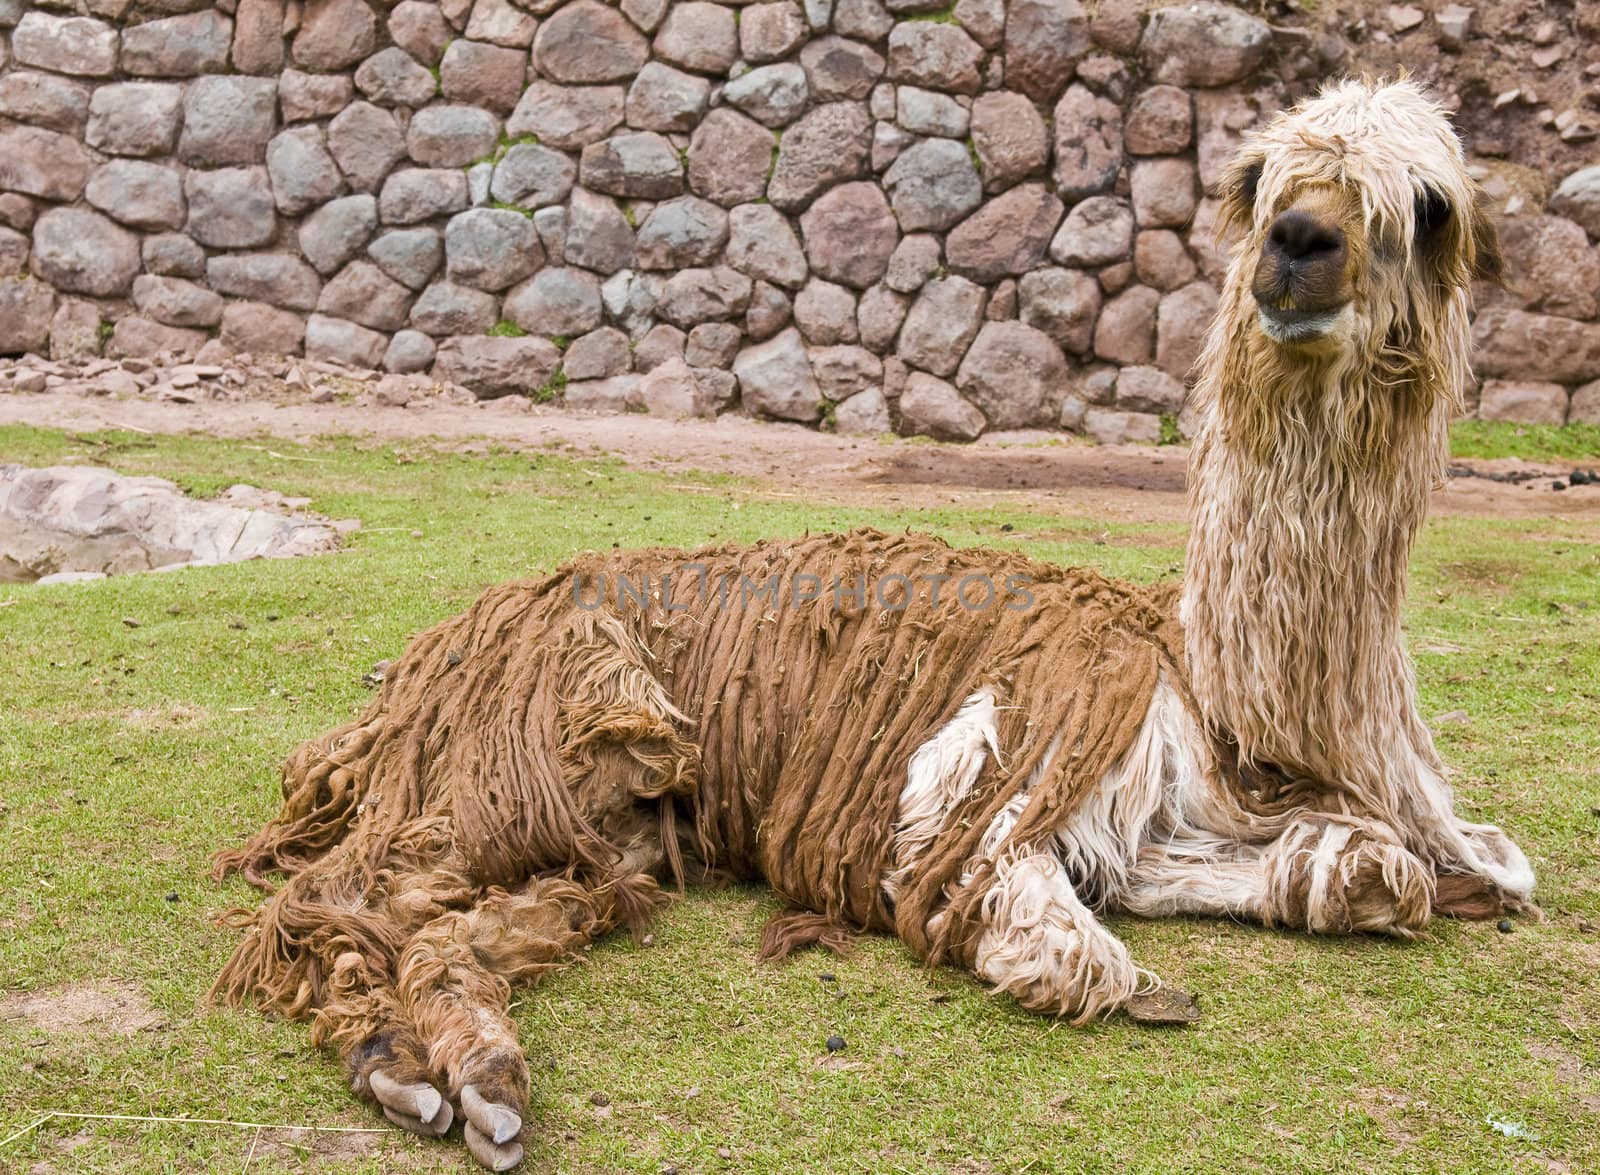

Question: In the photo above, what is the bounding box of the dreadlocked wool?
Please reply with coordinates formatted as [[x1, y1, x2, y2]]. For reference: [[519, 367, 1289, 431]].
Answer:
[[211, 79, 1536, 1172]]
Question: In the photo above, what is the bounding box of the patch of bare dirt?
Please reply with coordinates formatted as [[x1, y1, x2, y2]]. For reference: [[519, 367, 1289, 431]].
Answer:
[[0, 980, 164, 1036]]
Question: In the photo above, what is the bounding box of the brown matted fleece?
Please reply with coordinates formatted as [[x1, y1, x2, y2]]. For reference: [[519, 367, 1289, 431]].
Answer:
[[212, 528, 1182, 1019]]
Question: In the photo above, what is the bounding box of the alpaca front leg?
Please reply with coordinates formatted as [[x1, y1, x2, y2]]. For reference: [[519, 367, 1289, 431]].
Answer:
[[972, 849, 1143, 1024]]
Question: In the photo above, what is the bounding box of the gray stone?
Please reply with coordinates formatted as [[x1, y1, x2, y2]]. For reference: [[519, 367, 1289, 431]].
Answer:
[[1093, 284, 1160, 365], [1019, 267, 1101, 356], [533, 0, 649, 83], [857, 282, 909, 351], [800, 181, 899, 289], [31, 208, 140, 297], [1053, 83, 1123, 202], [1130, 158, 1198, 229], [490, 144, 577, 210], [803, 0, 833, 30], [809, 343, 881, 401], [987, 278, 1018, 320], [955, 320, 1065, 428], [48, 298, 103, 362], [970, 91, 1050, 192], [221, 300, 306, 354], [300, 195, 380, 276], [882, 138, 983, 231], [185, 167, 277, 249], [507, 82, 625, 149], [85, 161, 185, 231], [898, 275, 984, 375], [1475, 380, 1569, 425], [886, 22, 983, 93], [1004, 0, 1089, 102], [389, 0, 454, 65], [316, 260, 415, 331], [0, 278, 54, 356], [11, 13, 118, 77], [0, 71, 93, 134], [1498, 215, 1600, 320], [633, 322, 686, 370], [656, 267, 753, 327], [564, 326, 632, 379], [292, 0, 378, 71], [625, 63, 711, 133], [565, 188, 636, 273], [233, 0, 286, 75], [632, 357, 707, 417], [144, 232, 206, 277], [505, 267, 603, 336], [280, 70, 356, 123], [0, 196, 32, 234], [1133, 229, 1197, 291], [408, 106, 502, 169], [1569, 380, 1600, 425], [1550, 165, 1600, 240], [329, 103, 408, 194], [794, 277, 858, 344], [109, 318, 207, 359], [1140, 3, 1271, 88], [722, 63, 810, 128], [369, 227, 443, 290], [565, 374, 644, 412], [1126, 85, 1193, 155], [687, 109, 777, 207], [208, 253, 323, 311], [742, 2, 809, 62], [409, 281, 498, 335], [768, 102, 874, 212], [267, 125, 346, 216], [871, 121, 915, 172], [895, 86, 969, 137], [953, 0, 1005, 47], [432, 335, 562, 398], [834, 386, 890, 432], [620, 0, 671, 32], [580, 132, 685, 199], [745, 280, 793, 341], [356, 47, 439, 108], [384, 329, 437, 373], [467, 0, 538, 47], [305, 314, 388, 370], [1084, 407, 1162, 444], [0, 128, 90, 204], [132, 274, 224, 328], [802, 36, 886, 102], [600, 269, 655, 337], [180, 76, 277, 166], [898, 371, 984, 439], [446, 208, 544, 291], [1114, 364, 1184, 413], [945, 183, 1063, 282], [85, 83, 182, 157], [733, 327, 821, 421], [439, 38, 527, 115], [684, 322, 742, 368], [885, 233, 941, 293], [635, 197, 730, 269], [380, 169, 471, 225], [1050, 195, 1134, 266], [122, 11, 233, 76], [836, 0, 894, 40], [1471, 307, 1600, 385], [533, 206, 567, 264], [726, 204, 808, 289], [653, 2, 738, 76]]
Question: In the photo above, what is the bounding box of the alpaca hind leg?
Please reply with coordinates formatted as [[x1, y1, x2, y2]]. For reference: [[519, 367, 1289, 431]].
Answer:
[[972, 849, 1143, 1024], [397, 877, 624, 1170]]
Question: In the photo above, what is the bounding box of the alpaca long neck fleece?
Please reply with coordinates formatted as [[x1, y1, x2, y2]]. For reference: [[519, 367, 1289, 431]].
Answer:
[[212, 530, 1186, 1016]]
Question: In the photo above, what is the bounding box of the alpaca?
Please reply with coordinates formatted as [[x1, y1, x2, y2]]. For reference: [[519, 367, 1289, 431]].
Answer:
[[211, 80, 1532, 1171]]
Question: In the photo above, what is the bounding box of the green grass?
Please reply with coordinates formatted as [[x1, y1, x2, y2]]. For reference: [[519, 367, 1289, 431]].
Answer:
[[1450, 420, 1600, 462], [0, 424, 1597, 1173]]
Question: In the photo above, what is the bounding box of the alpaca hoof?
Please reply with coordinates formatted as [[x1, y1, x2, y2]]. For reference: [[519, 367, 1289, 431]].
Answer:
[[382, 1100, 454, 1137], [461, 1083, 523, 1145], [465, 1121, 525, 1171], [1341, 834, 1432, 938], [370, 1069, 445, 1126]]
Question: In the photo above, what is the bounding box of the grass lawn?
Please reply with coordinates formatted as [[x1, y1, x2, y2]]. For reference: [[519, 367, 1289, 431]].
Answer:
[[1, 421, 1597, 1174]]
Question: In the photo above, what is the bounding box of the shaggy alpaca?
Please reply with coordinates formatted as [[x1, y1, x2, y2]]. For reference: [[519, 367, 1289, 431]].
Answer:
[[212, 80, 1532, 1171]]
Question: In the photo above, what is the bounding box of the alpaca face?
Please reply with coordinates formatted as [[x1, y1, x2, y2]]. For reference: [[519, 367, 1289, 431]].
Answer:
[[1219, 80, 1501, 364]]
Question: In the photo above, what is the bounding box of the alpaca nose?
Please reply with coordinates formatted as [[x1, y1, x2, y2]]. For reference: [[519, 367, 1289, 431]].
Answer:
[[1267, 210, 1345, 264]]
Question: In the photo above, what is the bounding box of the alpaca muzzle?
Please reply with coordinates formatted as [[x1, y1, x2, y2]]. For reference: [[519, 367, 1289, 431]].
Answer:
[[1252, 208, 1350, 343]]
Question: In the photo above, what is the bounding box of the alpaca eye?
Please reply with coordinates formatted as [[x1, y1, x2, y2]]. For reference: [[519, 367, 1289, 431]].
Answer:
[[1239, 161, 1263, 208], [1415, 188, 1452, 239]]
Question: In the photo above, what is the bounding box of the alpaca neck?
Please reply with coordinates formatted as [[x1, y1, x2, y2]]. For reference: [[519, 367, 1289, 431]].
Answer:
[[1180, 350, 1449, 801]]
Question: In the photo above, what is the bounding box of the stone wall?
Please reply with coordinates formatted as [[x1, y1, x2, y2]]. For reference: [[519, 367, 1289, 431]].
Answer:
[[1, 0, 1597, 439]]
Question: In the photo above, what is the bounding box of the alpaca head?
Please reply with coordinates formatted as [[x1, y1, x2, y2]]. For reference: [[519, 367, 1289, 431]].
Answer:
[[1204, 79, 1501, 464]]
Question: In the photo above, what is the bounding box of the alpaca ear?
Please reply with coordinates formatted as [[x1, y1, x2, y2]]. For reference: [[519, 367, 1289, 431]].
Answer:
[[1468, 188, 1503, 284]]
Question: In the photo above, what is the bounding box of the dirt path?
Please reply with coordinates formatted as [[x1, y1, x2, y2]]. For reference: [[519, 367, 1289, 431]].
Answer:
[[3, 391, 1598, 526]]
